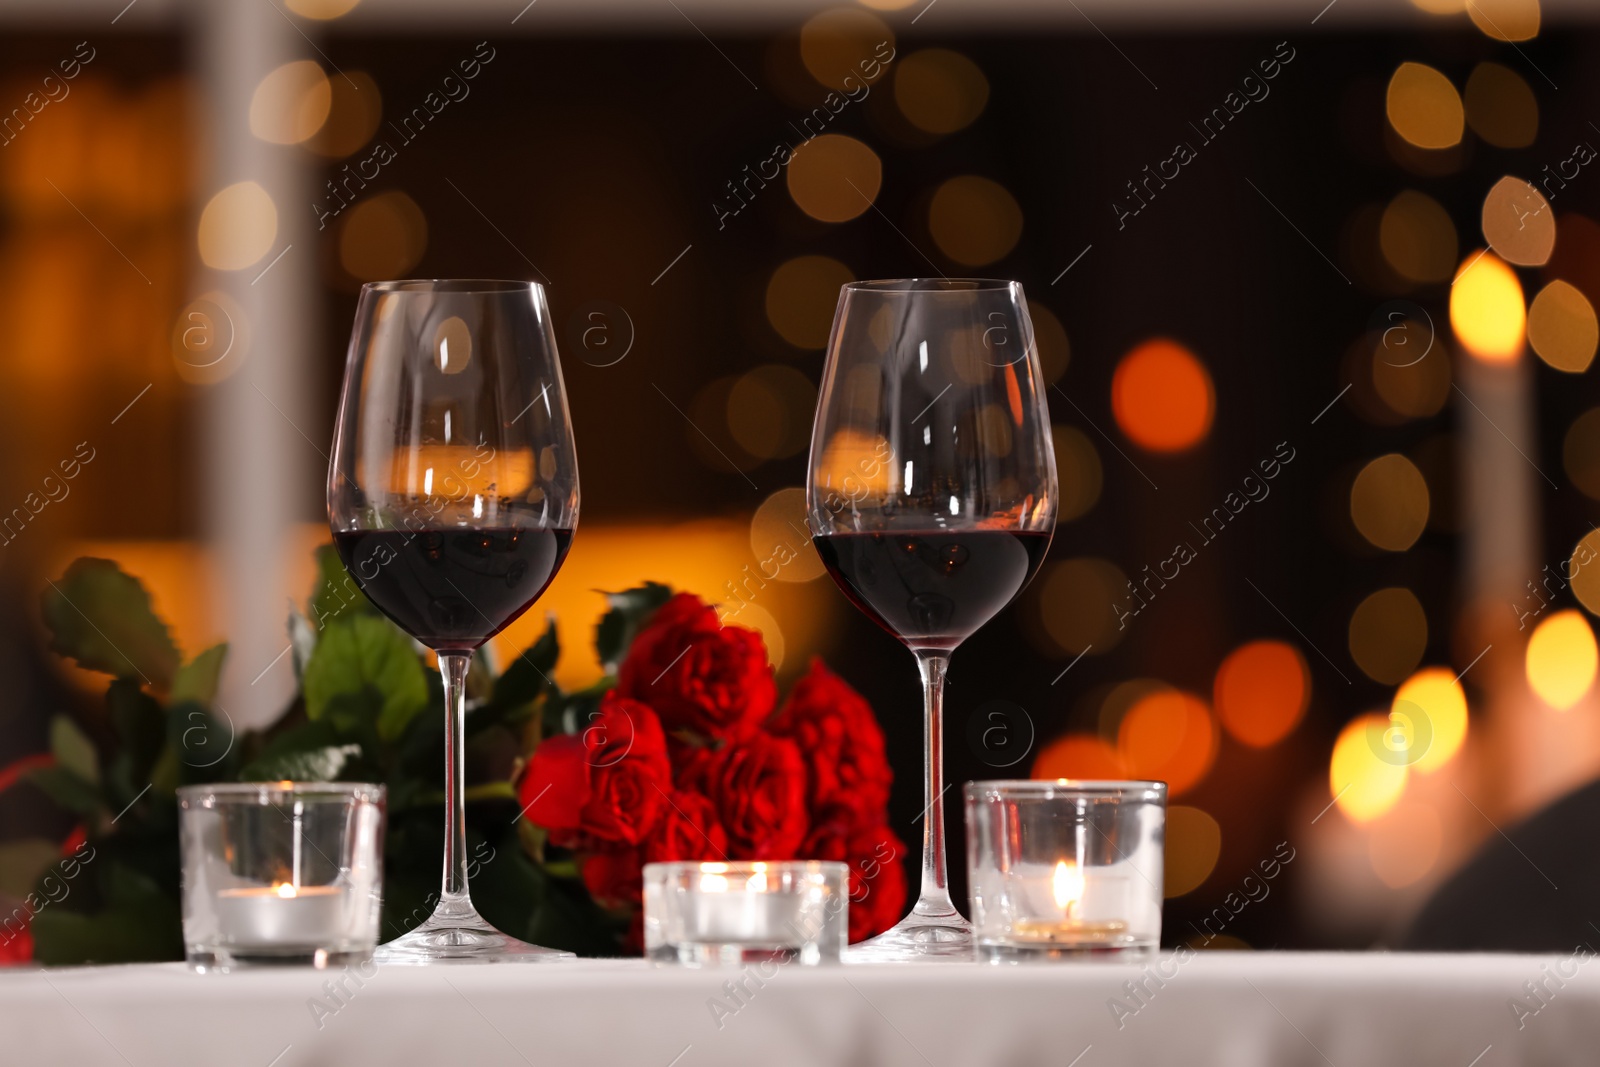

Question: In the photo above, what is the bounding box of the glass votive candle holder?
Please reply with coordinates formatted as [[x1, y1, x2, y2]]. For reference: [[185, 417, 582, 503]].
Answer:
[[643, 861, 848, 966], [179, 782, 385, 970], [965, 780, 1166, 961]]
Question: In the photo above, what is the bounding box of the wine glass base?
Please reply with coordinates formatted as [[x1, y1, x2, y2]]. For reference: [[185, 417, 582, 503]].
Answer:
[[374, 914, 573, 965], [847, 914, 975, 962]]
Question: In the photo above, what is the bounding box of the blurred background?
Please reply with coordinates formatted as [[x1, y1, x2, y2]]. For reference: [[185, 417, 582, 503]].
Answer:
[[1, 0, 1598, 952]]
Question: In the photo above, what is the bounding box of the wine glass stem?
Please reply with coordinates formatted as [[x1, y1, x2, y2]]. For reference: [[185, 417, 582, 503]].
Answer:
[[913, 651, 958, 918], [438, 650, 472, 914]]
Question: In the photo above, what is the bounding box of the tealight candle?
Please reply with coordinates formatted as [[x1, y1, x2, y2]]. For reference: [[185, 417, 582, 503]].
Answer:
[[179, 783, 384, 970], [966, 780, 1165, 961], [644, 861, 847, 966]]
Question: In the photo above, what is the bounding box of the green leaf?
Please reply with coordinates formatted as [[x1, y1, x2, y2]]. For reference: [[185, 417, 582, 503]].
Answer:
[[493, 616, 559, 709], [243, 742, 363, 782], [50, 716, 98, 784], [171, 644, 227, 707], [25, 765, 101, 816], [308, 544, 374, 630], [0, 838, 60, 898], [41, 558, 180, 688], [304, 615, 429, 741], [107, 679, 166, 801], [31, 863, 182, 965], [166, 703, 237, 781], [594, 582, 674, 672]]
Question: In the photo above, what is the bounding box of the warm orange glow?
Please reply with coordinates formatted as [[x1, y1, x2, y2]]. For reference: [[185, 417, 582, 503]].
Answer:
[[274, 882, 298, 899], [1526, 610, 1598, 710], [1481, 177, 1553, 267], [249, 61, 331, 145], [894, 49, 989, 135], [1465, 63, 1538, 149], [928, 176, 1023, 266], [1031, 734, 1125, 780], [766, 256, 854, 350], [1369, 802, 1443, 888], [198, 181, 278, 271], [1111, 339, 1214, 453], [1051, 425, 1102, 523], [1164, 805, 1221, 898], [1386, 62, 1464, 149], [1393, 667, 1468, 773], [787, 134, 882, 223], [1051, 859, 1084, 912], [1451, 250, 1525, 362], [1117, 690, 1217, 798], [1034, 558, 1127, 656], [1527, 280, 1598, 373], [1213, 640, 1309, 748], [1349, 453, 1430, 552], [1349, 587, 1428, 684], [1467, 0, 1540, 42], [340, 191, 427, 282], [1329, 713, 1408, 823]]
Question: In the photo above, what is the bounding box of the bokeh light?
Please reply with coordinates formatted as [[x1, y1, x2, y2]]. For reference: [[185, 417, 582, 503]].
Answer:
[[285, 0, 361, 17], [1111, 339, 1214, 453], [1409, 0, 1464, 11], [1032, 734, 1125, 780], [1386, 62, 1464, 150], [1029, 301, 1070, 384], [1570, 530, 1600, 615], [1464, 62, 1537, 148], [1394, 667, 1468, 773], [1035, 557, 1127, 655], [787, 134, 882, 223], [338, 190, 427, 281], [893, 49, 989, 135], [198, 181, 278, 271], [1052, 425, 1102, 522], [1526, 610, 1597, 710], [928, 175, 1023, 266], [1213, 640, 1310, 748], [1349, 587, 1428, 684], [1379, 190, 1457, 283], [750, 488, 824, 582], [249, 61, 331, 146], [1117, 689, 1217, 798], [727, 364, 816, 461], [799, 8, 894, 91], [1481, 176, 1554, 267], [307, 72, 382, 158], [1369, 802, 1443, 888], [1527, 280, 1598, 373], [815, 428, 892, 499], [1467, 0, 1540, 42], [1451, 250, 1525, 362], [1164, 806, 1222, 898], [1372, 335, 1450, 419], [1350, 453, 1430, 551], [766, 255, 853, 350], [1563, 409, 1600, 500], [1330, 713, 1409, 823]]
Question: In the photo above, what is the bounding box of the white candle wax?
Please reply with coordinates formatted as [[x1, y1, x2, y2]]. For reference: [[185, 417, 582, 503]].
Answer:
[[685, 869, 816, 944], [213, 884, 349, 948]]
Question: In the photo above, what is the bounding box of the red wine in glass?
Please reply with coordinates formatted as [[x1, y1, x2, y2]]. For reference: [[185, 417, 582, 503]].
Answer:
[[328, 279, 579, 964], [807, 279, 1058, 961]]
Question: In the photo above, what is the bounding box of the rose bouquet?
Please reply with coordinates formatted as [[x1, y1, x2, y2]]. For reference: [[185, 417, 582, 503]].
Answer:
[[1, 555, 905, 964], [519, 590, 907, 946]]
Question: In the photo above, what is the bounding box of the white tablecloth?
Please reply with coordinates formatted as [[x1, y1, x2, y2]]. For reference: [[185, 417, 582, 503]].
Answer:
[[4, 952, 1595, 1066]]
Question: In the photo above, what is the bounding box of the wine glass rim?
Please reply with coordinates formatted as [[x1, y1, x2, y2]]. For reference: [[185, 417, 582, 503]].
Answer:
[[844, 278, 1020, 293], [361, 278, 545, 295]]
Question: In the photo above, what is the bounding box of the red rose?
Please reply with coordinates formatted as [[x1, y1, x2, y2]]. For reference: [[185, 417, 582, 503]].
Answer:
[[617, 593, 776, 742], [518, 693, 672, 848], [683, 732, 808, 859], [0, 920, 31, 967], [581, 849, 643, 909], [801, 813, 908, 943], [768, 658, 892, 823], [643, 789, 728, 864]]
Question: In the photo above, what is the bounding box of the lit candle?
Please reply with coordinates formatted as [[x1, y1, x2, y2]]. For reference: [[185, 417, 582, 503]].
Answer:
[[213, 882, 348, 949], [1010, 859, 1129, 946], [643, 860, 848, 965]]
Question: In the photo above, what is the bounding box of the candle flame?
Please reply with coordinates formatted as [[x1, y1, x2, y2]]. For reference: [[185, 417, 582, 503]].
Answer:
[[699, 874, 729, 893], [274, 882, 298, 899], [1052, 860, 1084, 913]]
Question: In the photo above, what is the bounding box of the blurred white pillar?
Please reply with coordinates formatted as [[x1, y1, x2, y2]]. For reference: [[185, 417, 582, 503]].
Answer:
[[197, 0, 316, 727]]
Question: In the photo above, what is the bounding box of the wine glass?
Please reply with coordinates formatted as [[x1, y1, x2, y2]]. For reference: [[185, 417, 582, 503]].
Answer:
[[807, 279, 1057, 960], [328, 279, 579, 963]]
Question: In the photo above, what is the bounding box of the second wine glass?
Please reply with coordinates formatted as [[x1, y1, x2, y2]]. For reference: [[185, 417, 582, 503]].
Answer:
[[328, 279, 578, 963], [807, 279, 1057, 960]]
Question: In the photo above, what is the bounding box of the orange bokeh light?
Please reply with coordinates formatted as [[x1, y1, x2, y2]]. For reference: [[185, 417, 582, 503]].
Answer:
[[1111, 339, 1214, 453], [1213, 640, 1310, 747], [1032, 734, 1126, 780], [1117, 689, 1218, 797]]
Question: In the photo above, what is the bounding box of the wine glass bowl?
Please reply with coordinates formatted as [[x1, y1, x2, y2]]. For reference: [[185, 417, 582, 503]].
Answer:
[[808, 279, 1057, 960], [328, 279, 578, 963]]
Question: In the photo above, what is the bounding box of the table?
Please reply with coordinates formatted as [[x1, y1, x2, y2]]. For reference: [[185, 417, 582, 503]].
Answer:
[[5, 952, 1597, 1065]]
